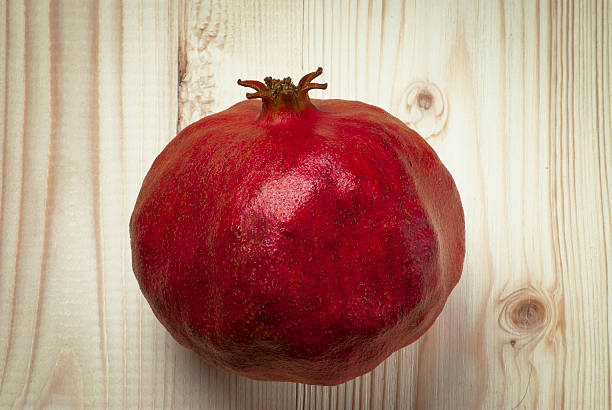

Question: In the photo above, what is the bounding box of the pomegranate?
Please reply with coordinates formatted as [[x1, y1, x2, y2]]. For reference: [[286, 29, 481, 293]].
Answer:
[[130, 68, 465, 385]]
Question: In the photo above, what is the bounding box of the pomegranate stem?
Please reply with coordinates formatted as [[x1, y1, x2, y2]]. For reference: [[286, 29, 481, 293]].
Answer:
[[237, 68, 327, 118]]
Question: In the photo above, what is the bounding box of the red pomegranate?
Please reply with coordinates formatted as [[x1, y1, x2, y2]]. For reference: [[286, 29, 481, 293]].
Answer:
[[130, 68, 465, 385]]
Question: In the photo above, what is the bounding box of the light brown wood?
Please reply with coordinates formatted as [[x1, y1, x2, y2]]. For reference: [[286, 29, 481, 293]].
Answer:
[[0, 0, 180, 408], [1, 0, 610, 409]]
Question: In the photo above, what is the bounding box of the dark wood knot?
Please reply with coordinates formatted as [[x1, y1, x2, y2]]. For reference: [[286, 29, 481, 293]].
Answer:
[[498, 286, 556, 351], [398, 81, 448, 139]]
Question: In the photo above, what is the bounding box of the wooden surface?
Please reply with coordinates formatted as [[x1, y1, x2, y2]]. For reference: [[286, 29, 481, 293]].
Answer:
[[0, 0, 610, 408]]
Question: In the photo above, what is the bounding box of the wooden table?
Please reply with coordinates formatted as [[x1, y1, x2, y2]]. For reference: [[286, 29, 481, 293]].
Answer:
[[1, 0, 610, 408]]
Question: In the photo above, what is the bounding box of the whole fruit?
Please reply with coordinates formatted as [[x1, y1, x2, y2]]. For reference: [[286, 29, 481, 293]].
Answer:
[[130, 68, 465, 385]]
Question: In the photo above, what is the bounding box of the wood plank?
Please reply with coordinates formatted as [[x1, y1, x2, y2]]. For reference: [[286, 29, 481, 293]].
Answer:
[[175, 2, 305, 408], [178, 0, 305, 131], [178, 0, 611, 408], [0, 0, 179, 408]]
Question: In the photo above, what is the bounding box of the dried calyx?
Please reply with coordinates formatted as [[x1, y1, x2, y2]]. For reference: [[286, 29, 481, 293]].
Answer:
[[238, 67, 327, 117]]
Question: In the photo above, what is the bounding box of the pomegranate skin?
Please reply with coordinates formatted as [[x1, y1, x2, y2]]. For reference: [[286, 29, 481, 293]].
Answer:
[[130, 71, 464, 385]]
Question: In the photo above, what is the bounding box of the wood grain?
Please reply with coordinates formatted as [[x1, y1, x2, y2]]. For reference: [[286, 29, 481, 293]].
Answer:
[[1, 0, 610, 409], [0, 0, 179, 408]]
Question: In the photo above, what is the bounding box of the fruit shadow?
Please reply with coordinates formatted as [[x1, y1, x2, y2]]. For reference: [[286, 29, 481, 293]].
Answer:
[[175, 344, 298, 410], [173, 306, 480, 409], [408, 266, 487, 409], [170, 274, 480, 409]]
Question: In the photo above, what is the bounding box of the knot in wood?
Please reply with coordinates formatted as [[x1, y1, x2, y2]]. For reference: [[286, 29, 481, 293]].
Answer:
[[498, 286, 556, 351], [510, 299, 545, 330], [417, 91, 433, 110], [398, 81, 448, 139]]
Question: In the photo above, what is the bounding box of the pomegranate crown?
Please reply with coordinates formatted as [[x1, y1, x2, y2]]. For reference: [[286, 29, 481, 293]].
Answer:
[[237, 67, 327, 117]]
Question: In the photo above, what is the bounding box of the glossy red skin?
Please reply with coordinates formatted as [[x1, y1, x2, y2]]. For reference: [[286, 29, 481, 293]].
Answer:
[[130, 98, 465, 385]]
